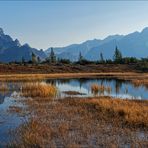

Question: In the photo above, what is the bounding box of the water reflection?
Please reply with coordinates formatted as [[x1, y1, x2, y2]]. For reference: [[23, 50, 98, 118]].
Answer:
[[0, 90, 25, 145], [0, 78, 147, 105], [45, 78, 148, 100]]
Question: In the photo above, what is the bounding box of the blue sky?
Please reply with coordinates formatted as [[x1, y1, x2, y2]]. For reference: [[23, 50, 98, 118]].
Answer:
[[0, 1, 148, 49]]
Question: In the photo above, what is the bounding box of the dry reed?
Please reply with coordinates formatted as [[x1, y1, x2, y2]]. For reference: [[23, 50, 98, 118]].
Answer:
[[0, 72, 143, 82], [21, 82, 57, 98], [11, 97, 148, 147], [91, 83, 112, 95]]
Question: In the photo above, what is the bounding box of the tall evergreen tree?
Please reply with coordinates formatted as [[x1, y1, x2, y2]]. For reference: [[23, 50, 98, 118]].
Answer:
[[21, 57, 25, 64], [37, 56, 41, 64], [49, 47, 56, 63], [100, 52, 104, 63], [113, 46, 122, 63], [78, 52, 83, 63], [31, 52, 37, 64]]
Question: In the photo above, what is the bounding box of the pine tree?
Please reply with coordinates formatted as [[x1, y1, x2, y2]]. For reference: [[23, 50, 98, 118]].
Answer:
[[31, 52, 37, 64], [21, 57, 25, 64], [113, 46, 122, 63], [37, 56, 41, 64], [49, 47, 56, 63], [78, 52, 83, 63], [100, 52, 104, 63]]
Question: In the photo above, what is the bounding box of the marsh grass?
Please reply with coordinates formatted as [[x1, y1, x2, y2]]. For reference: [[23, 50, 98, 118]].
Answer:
[[91, 83, 99, 95], [21, 82, 57, 98], [79, 98, 148, 128], [91, 83, 112, 95], [0, 72, 146, 82], [11, 96, 148, 147]]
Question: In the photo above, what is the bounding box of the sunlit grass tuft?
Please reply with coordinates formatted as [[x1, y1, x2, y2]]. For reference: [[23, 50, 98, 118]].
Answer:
[[91, 83, 99, 95], [22, 82, 57, 98], [91, 83, 112, 95]]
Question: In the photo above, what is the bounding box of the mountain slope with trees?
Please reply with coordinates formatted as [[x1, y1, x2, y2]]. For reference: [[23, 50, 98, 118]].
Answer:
[[46, 28, 148, 61]]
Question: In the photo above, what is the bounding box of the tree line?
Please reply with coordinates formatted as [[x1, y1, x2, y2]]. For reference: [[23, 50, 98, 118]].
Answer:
[[9, 46, 148, 68], [75, 46, 147, 65]]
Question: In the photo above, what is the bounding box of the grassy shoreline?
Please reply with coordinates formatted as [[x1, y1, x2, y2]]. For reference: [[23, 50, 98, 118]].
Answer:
[[0, 72, 148, 88], [0, 72, 147, 79]]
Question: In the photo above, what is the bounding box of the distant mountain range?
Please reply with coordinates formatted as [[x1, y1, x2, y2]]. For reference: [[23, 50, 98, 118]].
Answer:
[[46, 28, 148, 61], [0, 27, 148, 63], [0, 28, 46, 63]]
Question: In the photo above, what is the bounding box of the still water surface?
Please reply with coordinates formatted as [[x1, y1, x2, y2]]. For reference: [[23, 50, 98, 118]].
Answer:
[[45, 78, 148, 100]]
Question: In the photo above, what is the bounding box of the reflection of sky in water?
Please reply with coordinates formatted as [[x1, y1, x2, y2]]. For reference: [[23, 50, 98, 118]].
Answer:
[[51, 78, 148, 100], [0, 92, 25, 145]]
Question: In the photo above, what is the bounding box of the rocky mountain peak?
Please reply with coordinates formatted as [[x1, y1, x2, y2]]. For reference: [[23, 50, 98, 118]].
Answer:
[[0, 28, 4, 35], [14, 39, 21, 47], [141, 27, 148, 34]]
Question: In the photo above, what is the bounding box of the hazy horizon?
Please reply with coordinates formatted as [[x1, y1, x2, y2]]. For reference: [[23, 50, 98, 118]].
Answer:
[[1, 1, 148, 49]]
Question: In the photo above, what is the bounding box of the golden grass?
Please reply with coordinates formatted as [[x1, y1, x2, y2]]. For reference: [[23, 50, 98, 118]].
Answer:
[[91, 83, 99, 95], [91, 83, 111, 95], [0, 72, 145, 82], [11, 96, 148, 147], [21, 82, 57, 98], [79, 98, 148, 128]]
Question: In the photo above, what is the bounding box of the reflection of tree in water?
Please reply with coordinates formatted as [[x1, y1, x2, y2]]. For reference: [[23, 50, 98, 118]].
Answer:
[[115, 79, 132, 95], [85, 78, 124, 94], [125, 85, 128, 94], [114, 79, 127, 95], [79, 78, 113, 90], [57, 79, 71, 85], [100, 79, 104, 86], [145, 84, 148, 90], [45, 79, 57, 85], [79, 78, 91, 89]]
